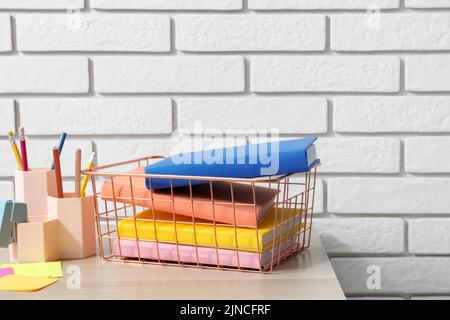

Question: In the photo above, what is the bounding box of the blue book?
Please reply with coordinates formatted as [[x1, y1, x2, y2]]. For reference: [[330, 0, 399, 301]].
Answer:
[[145, 137, 319, 190]]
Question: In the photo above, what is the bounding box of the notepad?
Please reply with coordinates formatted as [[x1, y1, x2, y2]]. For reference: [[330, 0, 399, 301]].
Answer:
[[118, 207, 304, 253], [0, 275, 59, 292], [145, 137, 319, 189], [0, 261, 63, 278]]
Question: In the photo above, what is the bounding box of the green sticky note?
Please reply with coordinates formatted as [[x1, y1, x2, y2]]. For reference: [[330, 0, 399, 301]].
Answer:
[[0, 261, 63, 278]]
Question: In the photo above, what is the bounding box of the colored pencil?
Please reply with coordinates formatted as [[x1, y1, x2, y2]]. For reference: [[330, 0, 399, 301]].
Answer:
[[51, 132, 67, 170], [19, 127, 29, 172], [53, 147, 64, 198], [80, 152, 95, 198], [7, 131, 23, 170], [75, 149, 81, 198]]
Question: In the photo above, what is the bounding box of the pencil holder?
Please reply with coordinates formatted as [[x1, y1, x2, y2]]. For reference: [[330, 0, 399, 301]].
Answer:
[[47, 193, 96, 260], [15, 168, 56, 218], [9, 216, 59, 263]]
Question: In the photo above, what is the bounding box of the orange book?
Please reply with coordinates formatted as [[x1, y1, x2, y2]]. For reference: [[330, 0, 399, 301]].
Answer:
[[101, 167, 279, 227]]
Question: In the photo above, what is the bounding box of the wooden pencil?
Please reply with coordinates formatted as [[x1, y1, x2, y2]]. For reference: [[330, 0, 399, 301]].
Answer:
[[75, 149, 81, 198], [53, 147, 64, 198]]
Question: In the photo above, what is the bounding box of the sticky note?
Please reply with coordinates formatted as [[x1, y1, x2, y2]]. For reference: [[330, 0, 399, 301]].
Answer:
[[0, 261, 63, 278], [0, 275, 59, 292], [0, 268, 14, 278]]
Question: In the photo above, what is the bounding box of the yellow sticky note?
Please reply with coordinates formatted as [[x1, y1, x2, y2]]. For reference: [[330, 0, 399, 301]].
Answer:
[[0, 261, 63, 278], [0, 275, 59, 292]]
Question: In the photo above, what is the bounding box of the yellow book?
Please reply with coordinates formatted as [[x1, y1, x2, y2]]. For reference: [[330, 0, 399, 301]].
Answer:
[[118, 207, 304, 253]]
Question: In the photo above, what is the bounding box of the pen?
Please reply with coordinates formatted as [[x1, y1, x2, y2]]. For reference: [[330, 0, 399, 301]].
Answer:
[[75, 149, 81, 198], [7, 131, 23, 171], [52, 147, 64, 198], [80, 152, 95, 198], [19, 127, 29, 172], [51, 132, 67, 170]]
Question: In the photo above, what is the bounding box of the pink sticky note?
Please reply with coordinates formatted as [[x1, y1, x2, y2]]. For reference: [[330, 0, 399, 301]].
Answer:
[[0, 268, 14, 278]]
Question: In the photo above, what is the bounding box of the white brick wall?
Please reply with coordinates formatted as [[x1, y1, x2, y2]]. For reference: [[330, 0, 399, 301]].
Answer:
[[19, 98, 173, 135], [250, 56, 400, 92], [334, 97, 450, 133], [331, 14, 450, 51], [1, 1, 449, 300], [178, 98, 328, 134], [95, 57, 245, 93], [409, 219, 450, 255], [0, 58, 89, 93], [91, 0, 243, 10], [406, 55, 450, 92], [249, 0, 400, 10], [0, 15, 11, 52], [0, 0, 84, 9], [16, 14, 171, 52], [176, 15, 326, 52], [405, 138, 450, 173], [406, 0, 450, 8]]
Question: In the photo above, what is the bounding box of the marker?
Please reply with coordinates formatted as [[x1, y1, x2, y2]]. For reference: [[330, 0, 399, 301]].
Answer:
[[19, 127, 29, 172], [75, 149, 81, 198], [53, 147, 64, 198], [80, 152, 95, 198], [50, 132, 67, 170], [7, 131, 23, 171]]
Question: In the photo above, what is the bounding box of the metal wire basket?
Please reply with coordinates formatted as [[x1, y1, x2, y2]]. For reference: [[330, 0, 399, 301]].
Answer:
[[85, 156, 318, 273]]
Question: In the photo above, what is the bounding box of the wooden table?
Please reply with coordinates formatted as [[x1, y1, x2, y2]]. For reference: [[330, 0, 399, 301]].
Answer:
[[0, 229, 345, 300]]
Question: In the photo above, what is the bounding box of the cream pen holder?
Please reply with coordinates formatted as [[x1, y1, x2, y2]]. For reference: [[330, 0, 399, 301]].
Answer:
[[15, 168, 56, 218], [9, 216, 59, 263], [47, 193, 96, 260]]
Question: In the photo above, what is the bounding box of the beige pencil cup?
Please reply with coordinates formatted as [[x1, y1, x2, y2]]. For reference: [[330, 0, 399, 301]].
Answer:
[[9, 217, 60, 263], [47, 193, 96, 260], [15, 168, 56, 218]]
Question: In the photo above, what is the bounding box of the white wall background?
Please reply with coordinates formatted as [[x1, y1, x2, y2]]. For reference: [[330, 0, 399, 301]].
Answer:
[[1, 0, 450, 299]]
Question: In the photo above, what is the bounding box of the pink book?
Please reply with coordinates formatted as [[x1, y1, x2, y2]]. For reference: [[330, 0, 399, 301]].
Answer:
[[113, 238, 299, 270]]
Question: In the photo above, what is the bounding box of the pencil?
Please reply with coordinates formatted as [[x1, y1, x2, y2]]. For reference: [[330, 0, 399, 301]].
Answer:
[[51, 132, 67, 170], [19, 127, 29, 172], [53, 147, 64, 198], [80, 152, 95, 198], [75, 149, 81, 198], [7, 131, 23, 171]]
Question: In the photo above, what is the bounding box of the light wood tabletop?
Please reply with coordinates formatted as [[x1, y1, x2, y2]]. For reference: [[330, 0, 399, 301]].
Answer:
[[0, 229, 345, 300]]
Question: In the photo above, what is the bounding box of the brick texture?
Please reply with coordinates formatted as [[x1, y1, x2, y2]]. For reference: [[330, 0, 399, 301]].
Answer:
[[91, 0, 243, 10], [0, 58, 89, 93], [0, 15, 11, 52], [1, 1, 449, 300], [95, 57, 245, 93], [0, 0, 84, 9], [178, 98, 327, 134], [250, 56, 400, 92], [19, 98, 173, 135], [16, 14, 171, 52], [332, 14, 450, 51], [249, 0, 400, 9], [406, 55, 450, 92], [176, 15, 325, 52]]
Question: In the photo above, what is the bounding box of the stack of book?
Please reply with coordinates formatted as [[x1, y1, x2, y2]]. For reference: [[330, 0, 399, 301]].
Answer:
[[100, 137, 319, 269]]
